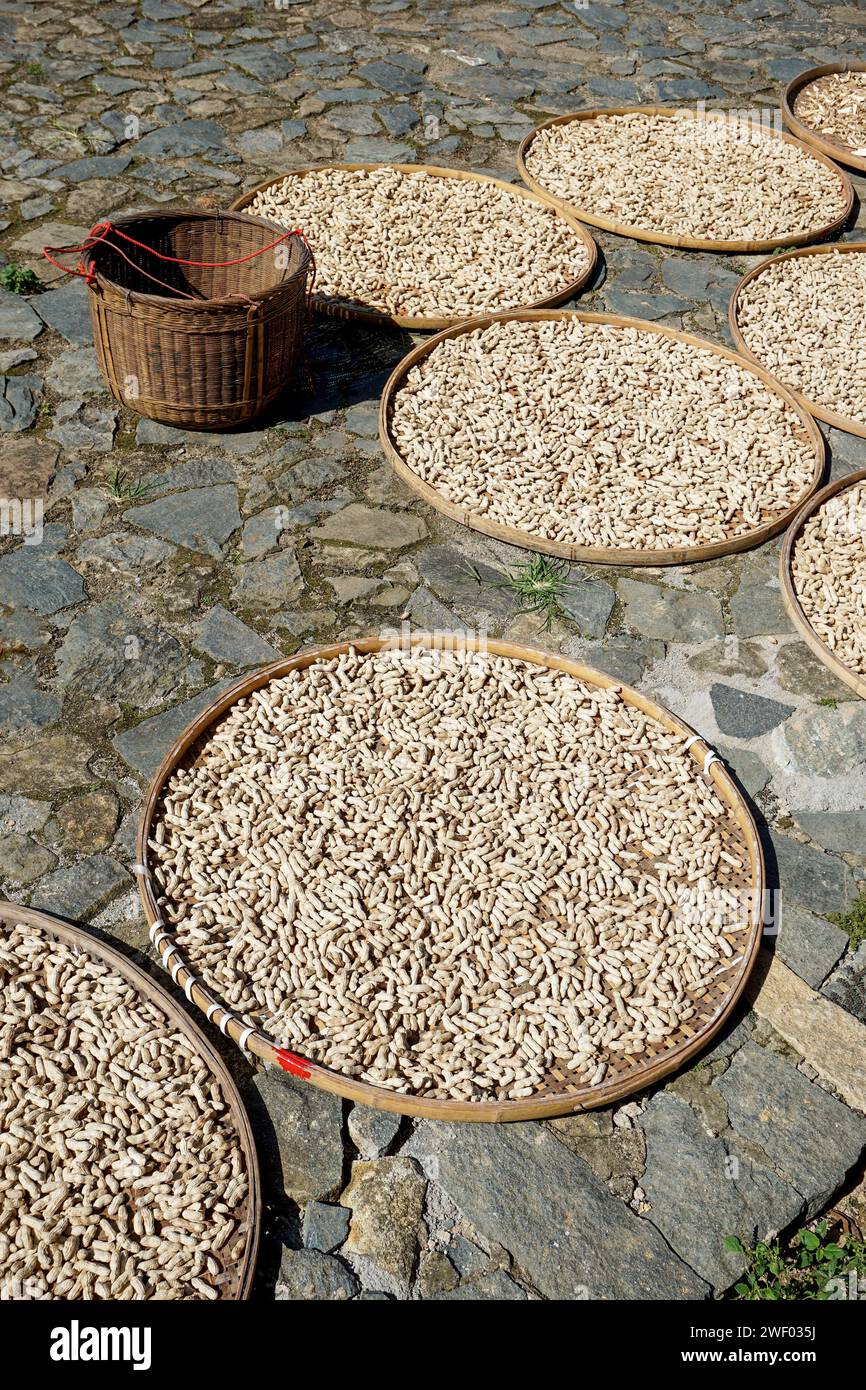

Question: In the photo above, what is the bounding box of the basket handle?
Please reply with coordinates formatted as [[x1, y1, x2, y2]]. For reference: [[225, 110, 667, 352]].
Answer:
[[42, 219, 314, 303]]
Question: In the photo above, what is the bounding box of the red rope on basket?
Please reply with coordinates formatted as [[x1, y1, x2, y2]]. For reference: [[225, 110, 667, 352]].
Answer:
[[42, 216, 318, 393], [42, 218, 316, 308]]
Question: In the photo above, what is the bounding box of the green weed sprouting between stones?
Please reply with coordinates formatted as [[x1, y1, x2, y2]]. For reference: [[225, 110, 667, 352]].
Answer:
[[0, 263, 42, 295], [828, 894, 866, 951], [107, 469, 150, 503], [817, 696, 838, 709], [726, 1221, 866, 1300], [495, 554, 570, 629]]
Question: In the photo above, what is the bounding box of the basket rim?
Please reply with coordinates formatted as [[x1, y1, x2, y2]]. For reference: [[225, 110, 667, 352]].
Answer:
[[0, 898, 261, 1299], [135, 633, 766, 1124], [779, 467, 866, 700], [82, 207, 311, 312], [728, 241, 866, 441], [378, 307, 826, 567], [516, 103, 854, 253], [228, 160, 599, 330], [781, 62, 866, 173]]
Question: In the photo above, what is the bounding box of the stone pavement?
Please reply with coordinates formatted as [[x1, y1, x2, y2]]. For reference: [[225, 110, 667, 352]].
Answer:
[[1, 0, 865, 1300]]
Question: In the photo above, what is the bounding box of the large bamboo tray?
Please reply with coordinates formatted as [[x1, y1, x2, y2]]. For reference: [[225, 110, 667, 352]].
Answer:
[[782, 63, 866, 173], [379, 309, 826, 567], [228, 162, 598, 330], [729, 243, 866, 441], [0, 900, 260, 1299], [780, 468, 866, 700], [516, 105, 853, 253], [136, 634, 765, 1123]]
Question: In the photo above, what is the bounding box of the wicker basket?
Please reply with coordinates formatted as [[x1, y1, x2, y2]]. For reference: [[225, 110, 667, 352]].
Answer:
[[80, 210, 311, 430]]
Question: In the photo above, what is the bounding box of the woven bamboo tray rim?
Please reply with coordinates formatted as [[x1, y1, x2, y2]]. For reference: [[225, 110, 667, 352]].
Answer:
[[780, 468, 866, 700], [729, 242, 866, 441], [0, 900, 261, 1300], [228, 161, 599, 330], [378, 308, 826, 567], [516, 104, 854, 253], [781, 63, 866, 174], [135, 634, 765, 1123], [82, 208, 311, 312]]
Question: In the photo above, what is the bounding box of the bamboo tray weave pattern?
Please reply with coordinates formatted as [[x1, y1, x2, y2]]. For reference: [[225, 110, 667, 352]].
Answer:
[[379, 309, 825, 567], [136, 636, 765, 1123], [782, 63, 866, 173], [229, 162, 598, 329], [729, 243, 866, 441], [0, 902, 260, 1299], [517, 105, 853, 253], [780, 469, 866, 701]]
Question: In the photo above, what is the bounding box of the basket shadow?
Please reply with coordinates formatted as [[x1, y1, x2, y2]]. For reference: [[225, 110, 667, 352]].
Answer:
[[256, 316, 416, 427]]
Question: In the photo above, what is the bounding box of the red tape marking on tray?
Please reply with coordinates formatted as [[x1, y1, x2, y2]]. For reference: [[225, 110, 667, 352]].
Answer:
[[275, 1048, 312, 1079]]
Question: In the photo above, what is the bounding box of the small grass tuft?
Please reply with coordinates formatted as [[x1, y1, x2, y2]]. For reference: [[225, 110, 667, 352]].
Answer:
[[828, 894, 866, 951], [106, 468, 150, 503], [817, 696, 838, 708], [496, 554, 569, 629], [725, 1220, 866, 1300]]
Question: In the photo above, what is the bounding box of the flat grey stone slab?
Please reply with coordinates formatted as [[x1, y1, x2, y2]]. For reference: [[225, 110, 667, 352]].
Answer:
[[407, 1120, 708, 1300], [714, 1042, 866, 1216], [193, 605, 279, 666], [640, 1091, 802, 1292], [29, 853, 129, 921], [0, 547, 85, 616], [710, 683, 793, 738], [0, 290, 43, 342], [112, 679, 235, 776], [253, 1069, 344, 1207], [123, 485, 241, 558], [619, 579, 724, 642], [776, 904, 848, 989], [34, 283, 92, 344]]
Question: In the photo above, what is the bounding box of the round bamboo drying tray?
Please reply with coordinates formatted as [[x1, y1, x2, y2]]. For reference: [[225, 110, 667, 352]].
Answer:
[[782, 63, 866, 173], [516, 105, 854, 253], [379, 309, 826, 567], [136, 634, 765, 1123], [228, 162, 598, 329], [729, 242, 866, 441], [0, 900, 260, 1300], [780, 468, 866, 700]]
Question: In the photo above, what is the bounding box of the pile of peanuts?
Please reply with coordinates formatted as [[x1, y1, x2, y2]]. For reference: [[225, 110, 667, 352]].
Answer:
[[793, 71, 866, 153], [0, 923, 249, 1300], [735, 249, 866, 427], [247, 166, 592, 317], [387, 317, 817, 552], [149, 647, 752, 1104], [791, 480, 866, 676], [523, 110, 848, 241]]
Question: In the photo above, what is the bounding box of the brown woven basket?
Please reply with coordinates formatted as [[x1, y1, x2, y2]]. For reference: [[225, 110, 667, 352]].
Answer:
[[0, 900, 261, 1299], [135, 634, 765, 1123], [81, 210, 311, 430]]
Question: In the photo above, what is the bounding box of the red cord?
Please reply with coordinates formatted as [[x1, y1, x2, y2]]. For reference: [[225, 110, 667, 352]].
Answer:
[[42, 218, 315, 305], [43, 217, 318, 395]]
